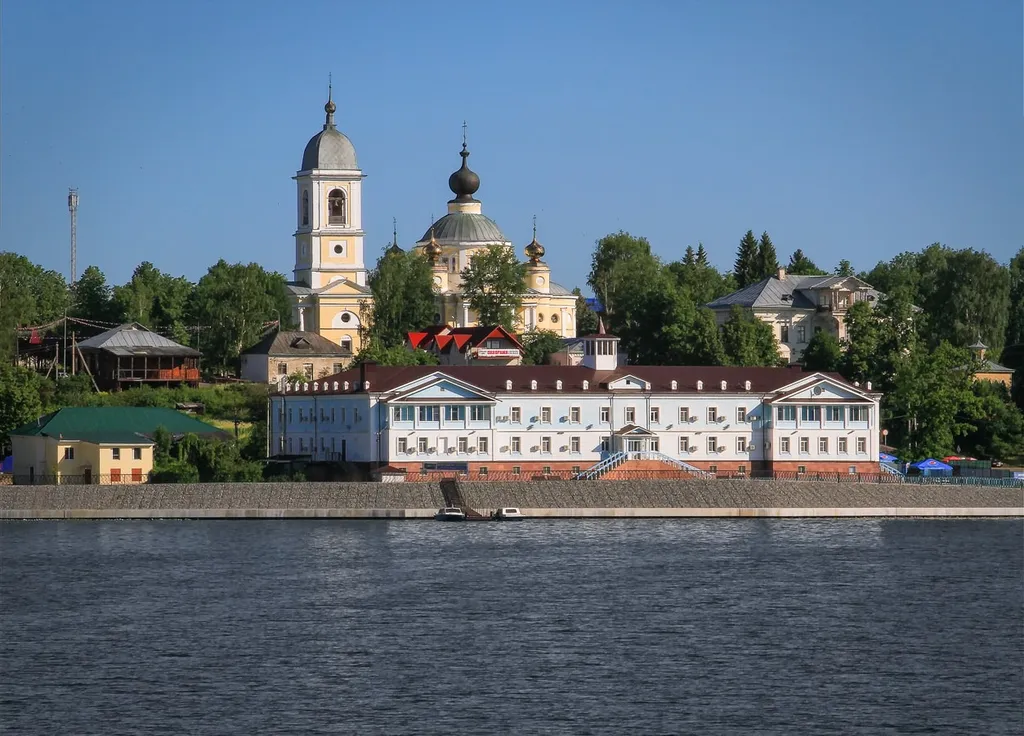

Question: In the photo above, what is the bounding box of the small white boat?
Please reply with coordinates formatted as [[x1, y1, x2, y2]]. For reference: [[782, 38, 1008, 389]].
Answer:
[[491, 507, 525, 521], [435, 507, 466, 522]]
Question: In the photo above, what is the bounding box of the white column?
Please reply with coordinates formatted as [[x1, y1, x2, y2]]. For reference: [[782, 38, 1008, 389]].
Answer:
[[299, 307, 306, 331]]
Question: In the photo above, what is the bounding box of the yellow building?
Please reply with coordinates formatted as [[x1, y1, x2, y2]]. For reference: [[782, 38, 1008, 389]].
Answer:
[[970, 340, 1015, 388], [286, 93, 578, 350], [8, 407, 227, 485]]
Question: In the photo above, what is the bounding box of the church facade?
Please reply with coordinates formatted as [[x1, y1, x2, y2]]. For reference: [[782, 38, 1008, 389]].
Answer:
[[285, 95, 578, 356]]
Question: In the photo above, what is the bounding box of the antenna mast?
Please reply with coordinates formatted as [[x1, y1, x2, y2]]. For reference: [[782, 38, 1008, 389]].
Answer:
[[68, 189, 79, 286]]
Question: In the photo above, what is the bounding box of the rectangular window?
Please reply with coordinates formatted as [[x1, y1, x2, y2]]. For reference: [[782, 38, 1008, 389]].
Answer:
[[736, 407, 747, 423], [849, 406, 868, 422], [650, 439, 659, 452], [512, 466, 521, 475], [510, 406, 521, 423], [570, 406, 581, 424], [572, 465, 581, 474], [780, 437, 790, 453], [63, 447, 74, 460], [458, 437, 469, 453], [418, 405, 437, 422], [277, 362, 288, 375], [541, 437, 551, 453], [679, 407, 690, 423], [299, 438, 306, 451], [479, 466, 488, 476], [707, 436, 718, 453], [625, 407, 636, 423], [826, 406, 844, 422], [797, 325, 806, 343], [650, 407, 660, 423], [838, 438, 848, 453], [780, 325, 789, 343], [541, 407, 552, 423], [303, 363, 314, 380], [738, 465, 747, 475], [797, 465, 807, 474], [848, 466, 857, 475], [331, 408, 335, 422], [333, 363, 343, 374], [340, 407, 346, 423], [417, 437, 429, 453], [397, 438, 408, 454], [394, 406, 415, 422], [800, 437, 810, 453], [800, 406, 821, 422], [133, 447, 142, 460], [477, 437, 488, 454], [679, 436, 690, 453], [110, 468, 121, 483], [470, 405, 490, 421], [299, 408, 305, 422], [570, 436, 580, 453], [777, 406, 796, 421], [857, 437, 867, 454], [511, 437, 521, 454], [818, 437, 829, 453], [600, 437, 610, 452], [709, 465, 717, 474], [445, 405, 465, 422], [600, 407, 610, 423], [112, 448, 120, 460], [353, 408, 361, 423], [707, 407, 718, 423], [737, 437, 747, 453], [131, 468, 142, 482], [542, 466, 552, 475]]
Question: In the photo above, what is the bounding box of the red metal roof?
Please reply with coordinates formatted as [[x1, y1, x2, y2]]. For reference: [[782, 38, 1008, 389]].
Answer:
[[277, 363, 861, 397]]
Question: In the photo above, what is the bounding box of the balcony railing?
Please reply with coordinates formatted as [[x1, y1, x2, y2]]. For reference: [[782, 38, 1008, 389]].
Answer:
[[117, 367, 200, 381]]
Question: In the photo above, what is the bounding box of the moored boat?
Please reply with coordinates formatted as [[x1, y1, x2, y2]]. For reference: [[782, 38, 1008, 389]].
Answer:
[[491, 507, 525, 521], [435, 507, 466, 522]]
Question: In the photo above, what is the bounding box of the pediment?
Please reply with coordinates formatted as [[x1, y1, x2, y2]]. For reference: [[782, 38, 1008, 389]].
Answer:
[[317, 278, 371, 297], [387, 374, 496, 403], [773, 375, 871, 403], [606, 374, 650, 391]]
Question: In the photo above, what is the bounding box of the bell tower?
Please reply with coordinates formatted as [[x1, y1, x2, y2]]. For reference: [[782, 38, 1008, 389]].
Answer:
[[294, 83, 367, 290]]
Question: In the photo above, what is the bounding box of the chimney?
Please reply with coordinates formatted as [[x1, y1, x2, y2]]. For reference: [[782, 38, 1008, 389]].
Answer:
[[777, 268, 787, 280], [359, 361, 375, 390]]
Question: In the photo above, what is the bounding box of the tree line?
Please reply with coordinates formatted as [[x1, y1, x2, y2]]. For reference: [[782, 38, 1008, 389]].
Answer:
[[0, 254, 293, 373]]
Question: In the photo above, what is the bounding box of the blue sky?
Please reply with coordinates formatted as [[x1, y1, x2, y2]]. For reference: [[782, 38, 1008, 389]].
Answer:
[[2, 0, 1021, 293]]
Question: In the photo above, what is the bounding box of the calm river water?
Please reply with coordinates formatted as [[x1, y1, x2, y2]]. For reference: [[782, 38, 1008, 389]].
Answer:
[[1, 519, 1021, 735]]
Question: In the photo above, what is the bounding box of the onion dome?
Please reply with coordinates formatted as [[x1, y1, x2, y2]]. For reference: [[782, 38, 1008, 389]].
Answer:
[[448, 142, 480, 202], [525, 218, 545, 263], [423, 228, 442, 262]]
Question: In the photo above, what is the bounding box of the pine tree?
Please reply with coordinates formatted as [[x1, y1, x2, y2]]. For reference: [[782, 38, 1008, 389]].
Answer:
[[682, 245, 696, 266], [733, 231, 761, 289], [757, 232, 779, 280], [786, 249, 827, 275], [695, 243, 709, 267]]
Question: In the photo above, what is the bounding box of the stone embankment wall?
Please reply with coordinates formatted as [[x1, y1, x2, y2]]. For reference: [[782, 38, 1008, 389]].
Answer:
[[0, 480, 1020, 519], [0, 483, 443, 514], [458, 480, 1024, 511]]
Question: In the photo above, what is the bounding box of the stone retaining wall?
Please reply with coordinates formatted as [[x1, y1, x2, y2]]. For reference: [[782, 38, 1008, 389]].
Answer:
[[0, 482, 443, 511], [0, 480, 1020, 519], [458, 480, 1024, 511]]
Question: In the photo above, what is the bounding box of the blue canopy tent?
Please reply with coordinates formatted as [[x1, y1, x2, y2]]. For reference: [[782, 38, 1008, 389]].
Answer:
[[909, 458, 953, 477], [879, 452, 899, 463], [0, 456, 12, 474]]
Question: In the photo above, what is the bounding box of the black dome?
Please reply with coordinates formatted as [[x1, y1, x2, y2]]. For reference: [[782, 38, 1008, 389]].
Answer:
[[448, 144, 480, 202]]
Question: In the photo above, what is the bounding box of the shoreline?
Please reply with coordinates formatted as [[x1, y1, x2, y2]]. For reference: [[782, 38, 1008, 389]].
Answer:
[[2, 480, 1020, 520], [2, 507, 1021, 520]]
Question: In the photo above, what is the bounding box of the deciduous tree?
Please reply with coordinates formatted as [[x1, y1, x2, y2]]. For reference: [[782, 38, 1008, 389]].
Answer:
[[460, 245, 526, 331], [521, 330, 564, 366], [786, 249, 827, 275], [801, 331, 843, 372], [572, 287, 599, 337], [587, 232, 655, 318], [365, 246, 436, 348], [720, 305, 782, 366]]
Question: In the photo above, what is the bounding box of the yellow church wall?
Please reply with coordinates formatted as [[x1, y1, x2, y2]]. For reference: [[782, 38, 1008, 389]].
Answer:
[[319, 238, 358, 266]]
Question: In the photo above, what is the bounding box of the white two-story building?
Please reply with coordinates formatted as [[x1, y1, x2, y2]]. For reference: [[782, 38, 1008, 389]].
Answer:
[[268, 328, 883, 478]]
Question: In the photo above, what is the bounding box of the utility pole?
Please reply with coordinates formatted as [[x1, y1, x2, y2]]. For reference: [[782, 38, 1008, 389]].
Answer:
[[68, 189, 79, 286]]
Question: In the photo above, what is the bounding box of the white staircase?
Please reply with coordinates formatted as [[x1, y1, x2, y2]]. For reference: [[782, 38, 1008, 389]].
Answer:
[[575, 451, 713, 480]]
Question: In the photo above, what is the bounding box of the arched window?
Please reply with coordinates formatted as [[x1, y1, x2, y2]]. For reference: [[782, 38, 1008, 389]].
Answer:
[[328, 189, 346, 225], [341, 336, 352, 353], [302, 190, 309, 226]]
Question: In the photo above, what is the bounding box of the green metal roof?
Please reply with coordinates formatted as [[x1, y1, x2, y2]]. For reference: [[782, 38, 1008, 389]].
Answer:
[[9, 407, 227, 442]]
